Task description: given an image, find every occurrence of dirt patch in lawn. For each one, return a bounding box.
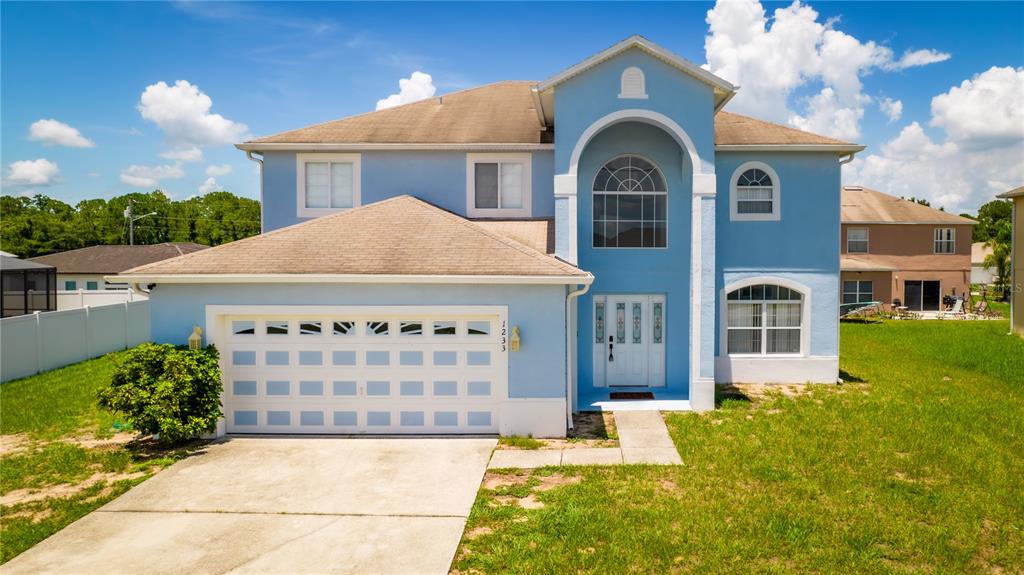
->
[483,471,581,511]
[0,434,33,456]
[0,470,148,507]
[60,431,141,450]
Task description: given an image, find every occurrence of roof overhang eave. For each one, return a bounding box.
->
[235,142,554,152]
[715,144,866,153]
[109,273,595,286]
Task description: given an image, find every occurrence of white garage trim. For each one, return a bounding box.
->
[207,305,516,436]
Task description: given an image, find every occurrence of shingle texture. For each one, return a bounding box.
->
[841,187,975,224]
[841,254,970,272]
[471,219,554,254]
[122,196,584,277]
[28,243,208,274]
[242,82,855,148]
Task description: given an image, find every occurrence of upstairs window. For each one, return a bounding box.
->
[730,162,781,221]
[296,153,361,218]
[466,153,532,217]
[934,227,955,254]
[592,155,667,248]
[847,228,869,253]
[618,67,648,99]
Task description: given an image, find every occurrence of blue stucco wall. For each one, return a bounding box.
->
[261,150,555,231]
[573,122,692,394]
[714,152,841,357]
[149,283,568,399]
[552,48,717,175]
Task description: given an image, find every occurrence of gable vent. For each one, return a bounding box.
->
[844,185,863,191]
[619,67,648,100]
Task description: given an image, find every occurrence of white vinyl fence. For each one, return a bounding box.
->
[0,300,150,382]
[56,289,147,311]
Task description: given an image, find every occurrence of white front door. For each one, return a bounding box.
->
[593,295,665,387]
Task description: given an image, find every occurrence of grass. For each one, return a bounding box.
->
[0,349,200,564]
[498,435,545,450]
[454,319,1024,574]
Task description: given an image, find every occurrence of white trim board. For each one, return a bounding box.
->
[112,273,595,286]
[714,356,839,384]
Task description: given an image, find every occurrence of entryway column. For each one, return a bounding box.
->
[554,174,578,264]
[690,173,716,411]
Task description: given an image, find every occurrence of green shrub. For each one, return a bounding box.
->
[97,343,222,443]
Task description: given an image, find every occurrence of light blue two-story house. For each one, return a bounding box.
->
[120,36,864,437]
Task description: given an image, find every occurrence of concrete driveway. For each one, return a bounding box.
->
[2,437,496,575]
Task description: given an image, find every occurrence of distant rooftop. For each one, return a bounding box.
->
[28,243,208,274]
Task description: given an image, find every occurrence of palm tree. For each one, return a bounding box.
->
[983,235,1012,301]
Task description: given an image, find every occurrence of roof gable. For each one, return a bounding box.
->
[121,196,584,279]
[840,187,975,224]
[537,35,735,100]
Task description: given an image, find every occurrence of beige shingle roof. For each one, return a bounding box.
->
[28,243,208,274]
[841,186,975,224]
[471,219,554,254]
[238,82,857,148]
[247,81,548,145]
[841,254,970,272]
[997,185,1024,199]
[121,196,584,278]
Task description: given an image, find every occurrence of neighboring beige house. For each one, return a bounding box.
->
[971,242,996,286]
[840,186,974,311]
[997,186,1023,336]
[28,243,207,309]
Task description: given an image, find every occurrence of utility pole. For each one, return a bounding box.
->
[124,199,157,245]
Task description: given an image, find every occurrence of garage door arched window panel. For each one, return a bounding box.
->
[592,155,667,248]
[726,283,803,355]
[730,162,781,221]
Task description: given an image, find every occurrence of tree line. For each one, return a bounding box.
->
[0,190,261,258]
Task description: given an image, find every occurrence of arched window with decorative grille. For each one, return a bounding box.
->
[730,161,781,221]
[592,155,666,248]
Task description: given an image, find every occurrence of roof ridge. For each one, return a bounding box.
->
[404,198,583,276]
[246,81,540,144]
[125,198,408,274]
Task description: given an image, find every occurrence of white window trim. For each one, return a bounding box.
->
[933,227,955,254]
[466,153,532,218]
[847,227,869,253]
[296,153,361,218]
[729,161,781,222]
[618,66,648,100]
[719,276,811,358]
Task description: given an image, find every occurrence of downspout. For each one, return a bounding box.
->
[565,279,592,431]
[839,152,857,165]
[246,151,265,232]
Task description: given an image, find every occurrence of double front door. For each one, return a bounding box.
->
[593,294,666,387]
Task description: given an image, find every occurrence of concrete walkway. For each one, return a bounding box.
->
[2,437,496,575]
[488,411,681,468]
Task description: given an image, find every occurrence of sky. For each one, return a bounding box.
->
[2,1,1022,214]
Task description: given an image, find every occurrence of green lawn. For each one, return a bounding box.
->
[0,350,198,564]
[454,320,1024,574]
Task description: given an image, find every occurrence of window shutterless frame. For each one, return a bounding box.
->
[933,227,955,254]
[846,228,869,253]
[591,154,668,249]
[296,153,361,218]
[465,153,532,218]
[729,161,781,222]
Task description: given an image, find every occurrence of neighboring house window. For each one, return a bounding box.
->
[842,280,873,304]
[618,67,648,99]
[64,280,77,290]
[86,281,99,290]
[466,153,532,218]
[730,162,781,221]
[593,155,667,248]
[934,227,955,254]
[726,283,803,355]
[296,153,361,218]
[847,228,869,253]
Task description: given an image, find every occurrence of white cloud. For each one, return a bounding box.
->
[376,71,436,110]
[205,164,232,177]
[28,119,95,148]
[879,97,903,123]
[138,80,249,147]
[704,0,950,140]
[119,162,185,188]
[5,159,60,186]
[886,48,952,71]
[160,146,204,163]
[198,177,223,194]
[929,66,1024,149]
[844,67,1024,213]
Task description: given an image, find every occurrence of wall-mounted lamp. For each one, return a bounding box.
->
[188,326,203,350]
[509,326,521,352]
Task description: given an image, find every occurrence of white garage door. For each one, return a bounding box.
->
[215,306,508,434]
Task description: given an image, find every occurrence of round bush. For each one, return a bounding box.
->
[98,343,223,443]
